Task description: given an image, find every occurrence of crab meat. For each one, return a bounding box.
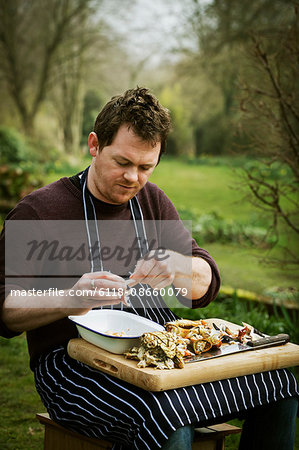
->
[124,331,187,369]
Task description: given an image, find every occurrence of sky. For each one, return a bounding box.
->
[104,0,188,67]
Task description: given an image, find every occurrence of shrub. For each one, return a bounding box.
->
[178,208,275,247]
[0,126,30,165]
[0,165,43,218]
[0,127,43,219]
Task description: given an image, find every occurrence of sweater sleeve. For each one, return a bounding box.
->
[139,183,221,308]
[0,201,40,338]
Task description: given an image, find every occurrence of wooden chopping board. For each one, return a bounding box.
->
[67,318,299,391]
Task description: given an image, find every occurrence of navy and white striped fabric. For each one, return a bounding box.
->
[34,346,298,450]
[33,167,299,449]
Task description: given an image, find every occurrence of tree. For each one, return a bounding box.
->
[238,4,299,265]
[174,0,295,155]
[50,9,112,153]
[159,84,194,156]
[0,0,93,135]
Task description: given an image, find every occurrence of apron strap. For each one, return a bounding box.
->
[80,166,149,272]
[129,196,149,258]
[80,167,103,272]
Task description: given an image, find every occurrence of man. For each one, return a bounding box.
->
[0,87,297,450]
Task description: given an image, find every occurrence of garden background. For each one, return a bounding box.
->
[0,1,298,448]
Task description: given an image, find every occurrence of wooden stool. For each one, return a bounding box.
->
[193,423,241,450]
[36,413,112,449]
[37,413,241,450]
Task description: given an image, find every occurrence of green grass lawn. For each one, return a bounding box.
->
[150,158,298,293]
[0,336,44,449]
[149,158,254,222]
[206,243,299,294]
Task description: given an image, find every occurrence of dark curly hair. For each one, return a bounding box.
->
[93,87,171,162]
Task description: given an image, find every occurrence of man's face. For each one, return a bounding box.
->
[88,124,160,204]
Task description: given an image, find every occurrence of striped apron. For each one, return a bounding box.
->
[34,167,299,450]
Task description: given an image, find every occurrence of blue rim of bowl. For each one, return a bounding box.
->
[69,318,165,339]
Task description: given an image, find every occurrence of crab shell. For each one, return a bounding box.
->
[192,339,212,354]
[165,319,209,338]
[165,319,205,330]
[186,326,210,340]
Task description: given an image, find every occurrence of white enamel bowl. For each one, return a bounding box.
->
[68,309,165,354]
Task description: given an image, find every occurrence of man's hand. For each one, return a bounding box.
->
[2,271,127,332]
[129,250,212,300]
[129,250,176,290]
[67,271,127,315]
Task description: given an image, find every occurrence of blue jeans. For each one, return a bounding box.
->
[161,397,298,450]
[238,397,298,450]
[161,425,194,450]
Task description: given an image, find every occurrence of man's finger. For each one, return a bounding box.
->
[84,271,126,283]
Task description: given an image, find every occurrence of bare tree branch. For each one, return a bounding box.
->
[237,6,299,265]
